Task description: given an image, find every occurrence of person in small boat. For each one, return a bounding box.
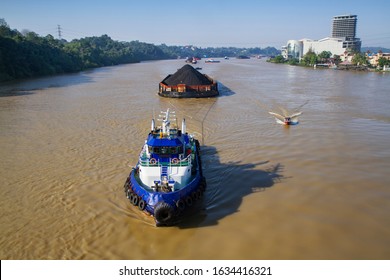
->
[266,101,307,125]
[269,111,302,125]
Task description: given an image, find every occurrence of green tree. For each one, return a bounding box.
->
[377,57,390,68]
[333,54,341,65]
[301,49,318,66]
[318,51,332,62]
[287,58,299,65]
[352,53,368,65]
[270,55,285,63]
[0,18,9,28]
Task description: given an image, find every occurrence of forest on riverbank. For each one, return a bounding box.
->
[0,20,279,82]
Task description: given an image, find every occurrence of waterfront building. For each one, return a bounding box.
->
[282,15,362,60]
[367,52,390,67]
[301,37,346,57]
[282,40,303,59]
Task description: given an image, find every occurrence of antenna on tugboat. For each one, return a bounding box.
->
[182,118,186,134]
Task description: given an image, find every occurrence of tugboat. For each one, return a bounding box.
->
[123,109,206,226]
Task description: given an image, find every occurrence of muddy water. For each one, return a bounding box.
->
[1,59,389,259]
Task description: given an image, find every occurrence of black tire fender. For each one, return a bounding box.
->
[131,193,139,206]
[138,199,146,211]
[176,199,186,211]
[185,196,193,207]
[154,202,175,226]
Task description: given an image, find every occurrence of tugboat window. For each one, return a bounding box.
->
[151,146,179,155]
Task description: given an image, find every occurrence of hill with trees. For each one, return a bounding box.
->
[0,19,172,81]
[361,47,390,53]
[0,19,279,82]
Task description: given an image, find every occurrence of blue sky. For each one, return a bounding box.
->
[1,0,390,48]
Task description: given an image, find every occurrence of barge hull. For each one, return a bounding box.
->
[158,90,219,98]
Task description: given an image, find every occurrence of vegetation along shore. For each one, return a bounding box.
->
[0,19,278,82]
[268,49,390,72]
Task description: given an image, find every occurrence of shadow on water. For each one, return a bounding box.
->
[0,90,37,97]
[0,72,94,97]
[217,82,235,97]
[178,145,285,228]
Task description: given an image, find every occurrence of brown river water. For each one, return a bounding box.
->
[1,59,389,260]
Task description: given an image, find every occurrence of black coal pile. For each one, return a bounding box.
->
[163,64,212,86]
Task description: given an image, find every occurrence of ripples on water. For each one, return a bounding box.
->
[1,60,389,259]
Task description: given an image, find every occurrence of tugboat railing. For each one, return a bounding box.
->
[139,154,191,167]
